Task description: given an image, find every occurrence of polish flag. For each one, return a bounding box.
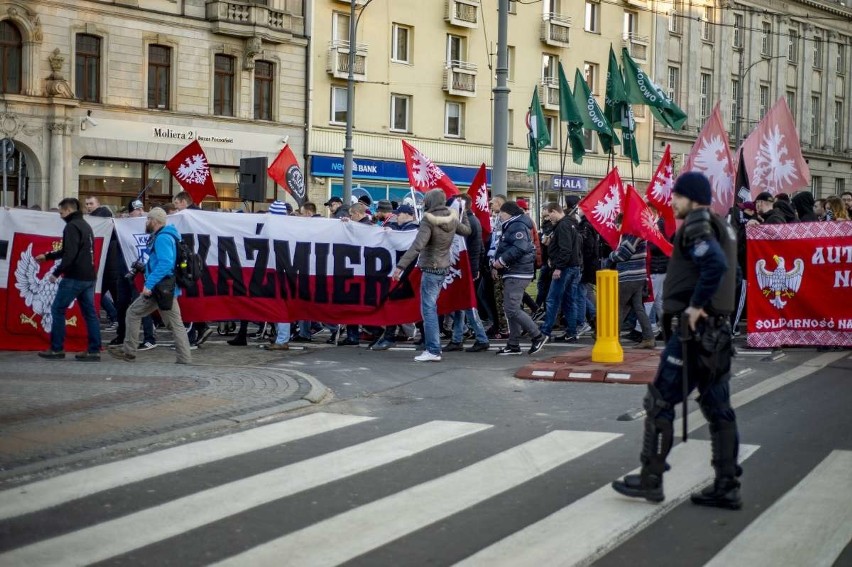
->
[682,103,735,216]
[467,163,491,245]
[644,144,677,237]
[578,168,625,250]
[621,184,673,257]
[402,140,459,198]
[165,140,218,204]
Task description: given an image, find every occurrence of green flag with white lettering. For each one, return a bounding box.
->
[527,87,550,175]
[572,68,619,155]
[621,47,687,130]
[604,46,627,131]
[557,63,586,164]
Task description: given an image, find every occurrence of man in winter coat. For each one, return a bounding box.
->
[791,191,819,222]
[538,203,583,342]
[393,189,471,362]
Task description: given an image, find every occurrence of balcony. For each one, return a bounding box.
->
[443,60,477,97]
[332,0,368,4]
[541,13,571,48]
[623,33,649,61]
[445,0,479,28]
[539,78,560,111]
[327,40,368,81]
[205,1,304,42]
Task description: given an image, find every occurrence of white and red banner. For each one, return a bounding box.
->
[621,185,673,257]
[682,103,735,216]
[114,210,476,326]
[0,209,113,351]
[579,167,625,250]
[166,140,218,204]
[402,140,459,199]
[746,222,852,348]
[741,97,810,199]
[467,163,491,245]
[645,144,676,237]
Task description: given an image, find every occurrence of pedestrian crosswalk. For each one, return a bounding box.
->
[0,412,849,567]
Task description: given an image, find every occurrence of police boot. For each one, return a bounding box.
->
[612,416,673,503]
[691,420,742,510]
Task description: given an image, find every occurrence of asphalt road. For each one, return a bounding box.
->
[0,342,849,566]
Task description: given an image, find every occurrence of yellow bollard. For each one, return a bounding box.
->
[592,269,623,363]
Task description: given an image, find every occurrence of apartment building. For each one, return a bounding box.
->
[308,0,657,208]
[654,0,852,197]
[0,0,307,211]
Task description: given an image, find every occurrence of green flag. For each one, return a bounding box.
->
[604,46,627,130]
[527,87,550,175]
[557,63,586,164]
[621,47,687,130]
[619,104,640,166]
[571,68,618,155]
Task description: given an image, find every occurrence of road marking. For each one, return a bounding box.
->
[457,442,759,567]
[0,412,372,521]
[0,420,490,567]
[212,430,621,567]
[531,370,555,377]
[705,450,852,567]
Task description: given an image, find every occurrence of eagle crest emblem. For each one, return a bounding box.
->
[755,255,805,309]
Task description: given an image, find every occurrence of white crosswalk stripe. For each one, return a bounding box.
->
[0,412,373,521]
[705,450,852,567]
[212,430,620,567]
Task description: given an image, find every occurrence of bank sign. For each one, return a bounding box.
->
[311,155,489,186]
[551,176,588,192]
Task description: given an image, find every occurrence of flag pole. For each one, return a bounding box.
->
[135,165,168,201]
[558,118,566,208]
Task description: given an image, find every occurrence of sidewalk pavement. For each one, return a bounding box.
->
[0,331,329,479]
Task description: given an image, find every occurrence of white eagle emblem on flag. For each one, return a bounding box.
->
[175,153,211,186]
[755,255,805,309]
[14,244,71,331]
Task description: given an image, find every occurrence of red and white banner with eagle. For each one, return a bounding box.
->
[0,209,113,351]
[747,222,852,348]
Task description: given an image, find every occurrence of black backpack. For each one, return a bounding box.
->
[168,233,203,288]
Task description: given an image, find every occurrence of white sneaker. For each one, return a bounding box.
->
[414,351,442,362]
[577,323,593,336]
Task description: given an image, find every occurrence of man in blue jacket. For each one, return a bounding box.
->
[108,208,192,364]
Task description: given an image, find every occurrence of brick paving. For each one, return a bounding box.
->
[0,331,326,473]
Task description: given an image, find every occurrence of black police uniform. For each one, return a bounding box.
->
[613,207,742,509]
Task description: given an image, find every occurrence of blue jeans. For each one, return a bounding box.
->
[275,322,291,345]
[50,278,101,353]
[539,266,580,337]
[584,282,597,321]
[452,308,489,344]
[101,291,117,323]
[420,271,444,355]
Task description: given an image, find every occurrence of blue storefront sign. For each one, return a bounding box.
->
[310,155,490,186]
[551,176,588,192]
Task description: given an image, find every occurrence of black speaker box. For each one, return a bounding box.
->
[239,157,268,202]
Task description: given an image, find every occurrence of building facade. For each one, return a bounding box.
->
[653,0,852,197]
[307,0,657,209]
[0,0,307,212]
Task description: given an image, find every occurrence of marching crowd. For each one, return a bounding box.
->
[25,180,852,364]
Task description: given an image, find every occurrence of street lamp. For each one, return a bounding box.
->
[343,0,373,205]
[735,54,787,147]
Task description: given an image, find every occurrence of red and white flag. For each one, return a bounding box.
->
[579,168,625,250]
[467,163,491,245]
[682,103,735,216]
[644,144,677,237]
[165,140,218,204]
[402,140,459,199]
[268,144,306,206]
[741,97,810,199]
[622,185,673,257]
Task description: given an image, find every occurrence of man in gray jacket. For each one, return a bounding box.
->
[393,189,471,362]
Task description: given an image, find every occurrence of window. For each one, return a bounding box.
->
[213,54,235,116]
[508,0,517,14]
[583,128,596,152]
[333,12,351,43]
[834,100,844,150]
[837,41,847,75]
[701,6,714,42]
[812,176,822,194]
[254,60,273,120]
[447,34,465,64]
[813,35,823,70]
[669,0,683,34]
[445,102,463,137]
[583,62,598,93]
[836,178,846,195]
[507,109,514,144]
[624,10,638,37]
[545,116,556,148]
[391,24,410,63]
[0,21,22,94]
[787,90,797,121]
[330,86,347,124]
[585,1,599,33]
[733,13,743,48]
[147,44,171,109]
[507,46,516,82]
[667,66,680,104]
[731,78,740,132]
[811,95,820,146]
[75,34,101,102]
[761,22,772,56]
[390,94,411,132]
[759,85,770,120]
[700,73,711,124]
[788,29,799,63]
[542,53,558,82]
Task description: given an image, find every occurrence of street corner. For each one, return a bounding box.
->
[515,346,659,385]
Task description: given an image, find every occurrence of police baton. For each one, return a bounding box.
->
[679,311,691,442]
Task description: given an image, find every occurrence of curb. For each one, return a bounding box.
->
[515,346,659,385]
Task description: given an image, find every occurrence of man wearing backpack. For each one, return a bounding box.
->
[108,208,192,364]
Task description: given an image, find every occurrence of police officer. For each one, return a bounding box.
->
[612,172,742,509]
